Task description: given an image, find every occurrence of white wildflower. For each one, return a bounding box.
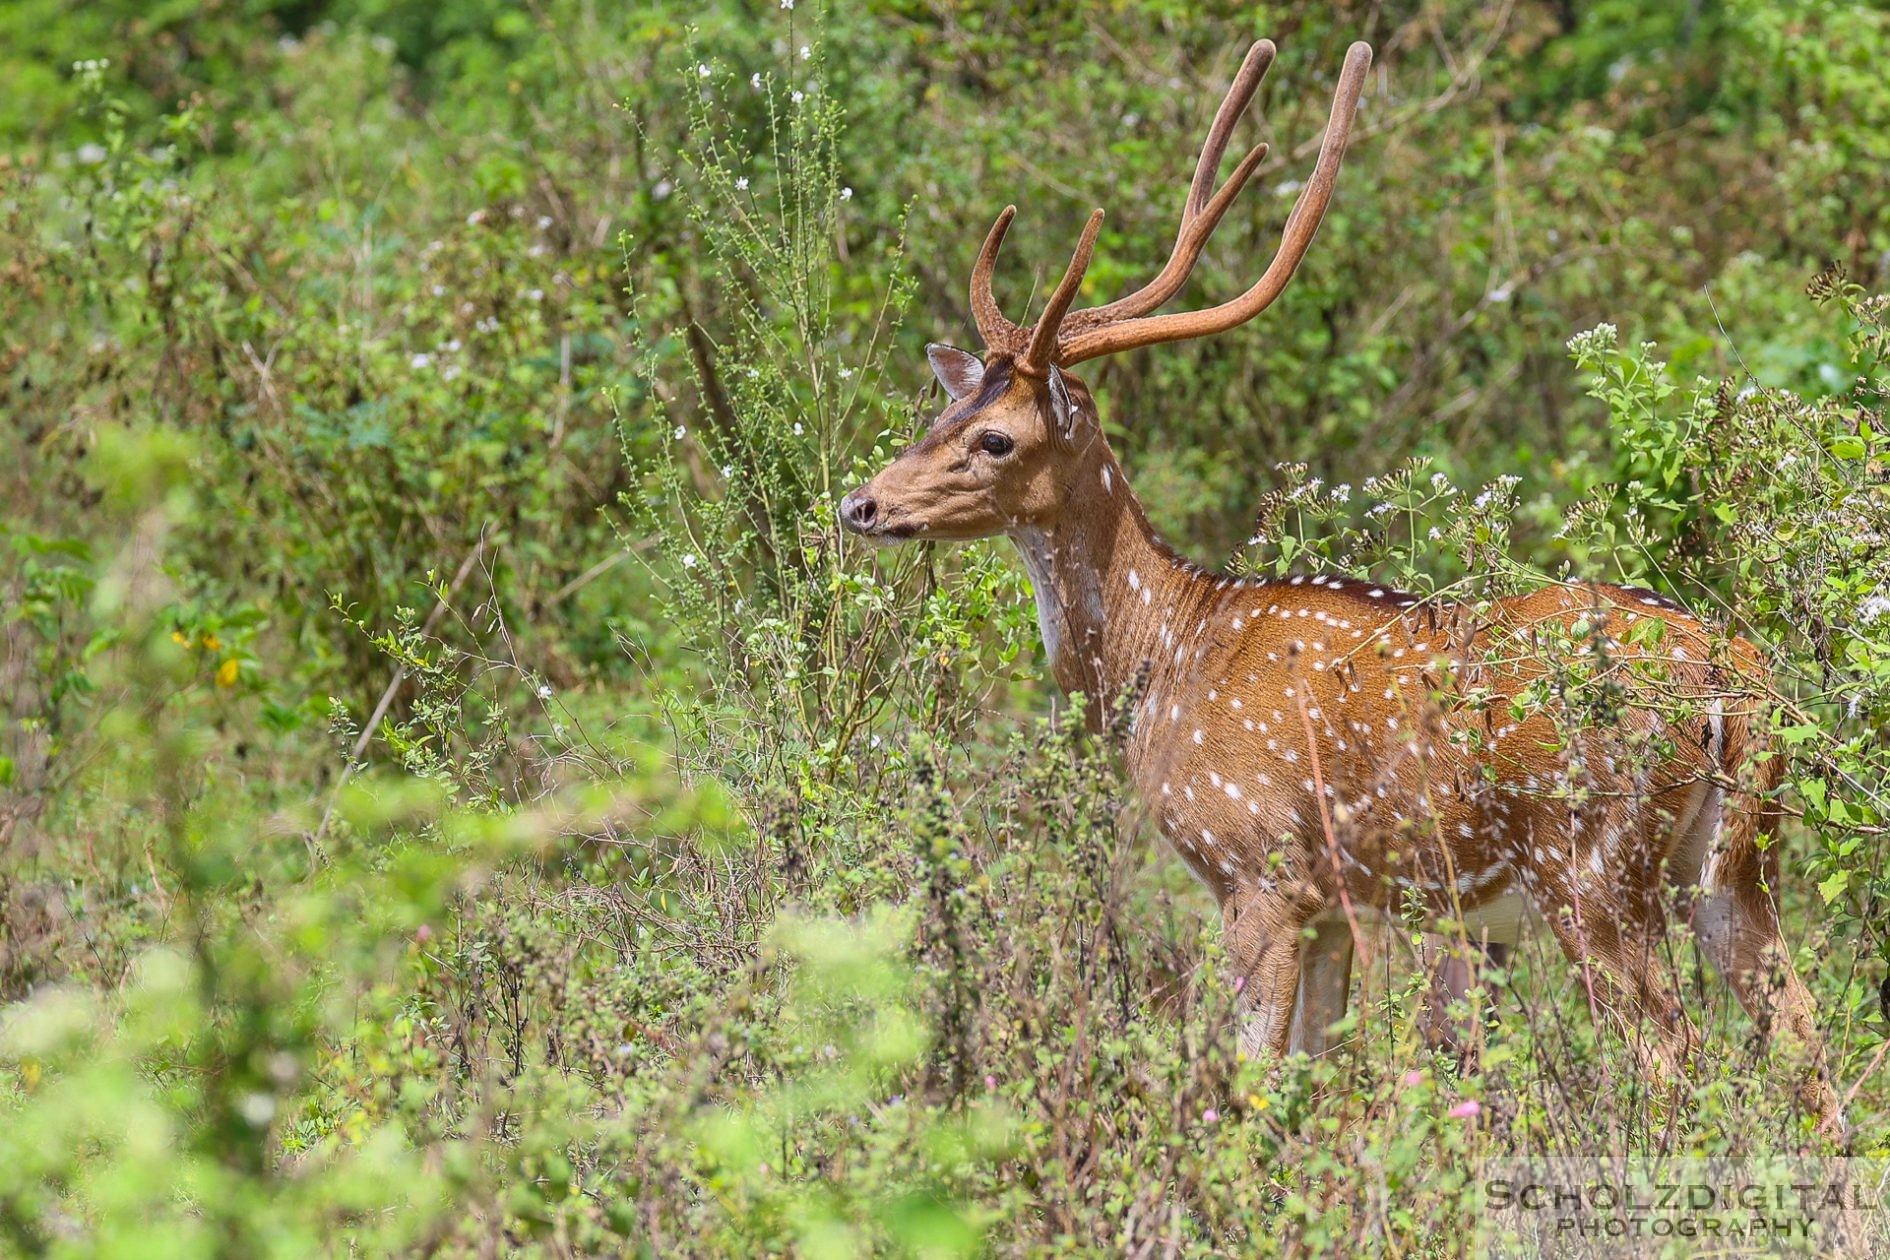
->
[238,1093,275,1126]
[1859,593,1890,625]
[751,72,763,90]
[674,424,687,439]
[735,176,750,191]
[840,186,853,201]
[799,45,811,61]
[697,63,712,78]
[791,90,805,104]
[410,353,431,369]
[681,553,699,569]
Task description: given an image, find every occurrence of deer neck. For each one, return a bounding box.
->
[1008,445,1205,735]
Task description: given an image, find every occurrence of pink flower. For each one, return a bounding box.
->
[415,924,433,944]
[1448,1099,1481,1119]
[1202,1108,1220,1124]
[984,1075,997,1089]
[1233,976,1247,994]
[1403,1070,1424,1087]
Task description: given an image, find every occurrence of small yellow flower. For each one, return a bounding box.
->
[216,658,240,687]
[1247,1094,1268,1111]
[170,631,192,648]
[202,634,223,652]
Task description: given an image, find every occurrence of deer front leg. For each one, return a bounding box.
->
[1222,889,1325,1060]
[1420,937,1510,1060]
[1290,916,1356,1057]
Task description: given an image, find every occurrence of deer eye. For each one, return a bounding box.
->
[978,431,1014,457]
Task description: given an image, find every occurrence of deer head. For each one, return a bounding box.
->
[840,39,1373,545]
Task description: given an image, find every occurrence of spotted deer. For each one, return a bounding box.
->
[840,39,1842,1136]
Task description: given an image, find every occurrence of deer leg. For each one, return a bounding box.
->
[1696,891,1843,1139]
[1689,834,1844,1139]
[1543,900,1699,1100]
[1289,917,1356,1057]
[1420,937,1509,1059]
[1222,891,1316,1061]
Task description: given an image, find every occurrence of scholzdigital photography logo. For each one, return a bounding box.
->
[1480,1157,1890,1256]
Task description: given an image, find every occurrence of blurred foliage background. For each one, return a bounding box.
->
[2,0,1888,1253]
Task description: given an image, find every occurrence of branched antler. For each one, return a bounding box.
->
[968,40,1373,372]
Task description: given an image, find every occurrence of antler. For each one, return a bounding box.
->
[969,205,1025,349]
[1022,208,1104,372]
[1057,39,1277,336]
[1055,40,1372,365]
[970,40,1372,370]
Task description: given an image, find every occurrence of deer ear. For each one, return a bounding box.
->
[1046,364,1075,437]
[926,343,984,401]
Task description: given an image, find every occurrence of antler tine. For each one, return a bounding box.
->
[1185,40,1275,223]
[1057,41,1372,366]
[1061,40,1276,335]
[1021,208,1105,373]
[969,205,1026,350]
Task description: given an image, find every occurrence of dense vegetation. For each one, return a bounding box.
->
[3,0,1888,1252]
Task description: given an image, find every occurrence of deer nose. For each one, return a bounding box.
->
[840,489,878,532]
